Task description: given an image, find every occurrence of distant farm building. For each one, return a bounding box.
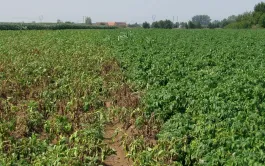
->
[95,22,127,27]
[108,22,127,27]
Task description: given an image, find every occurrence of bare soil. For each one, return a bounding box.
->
[102,60,135,165]
[103,121,133,166]
[101,59,160,166]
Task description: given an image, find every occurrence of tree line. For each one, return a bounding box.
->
[140,2,265,29]
[225,2,265,28]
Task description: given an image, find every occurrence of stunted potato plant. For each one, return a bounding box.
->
[0,30,115,165]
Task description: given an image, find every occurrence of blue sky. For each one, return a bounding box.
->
[0,0,263,23]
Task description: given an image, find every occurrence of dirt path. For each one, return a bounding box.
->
[103,120,133,166]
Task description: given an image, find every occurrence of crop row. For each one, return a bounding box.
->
[104,29,265,165]
[2,29,265,165]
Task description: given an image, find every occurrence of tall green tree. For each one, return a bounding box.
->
[142,22,151,29]
[236,12,252,22]
[220,15,238,28]
[163,20,174,29]
[259,13,265,27]
[254,2,265,13]
[151,22,160,28]
[227,15,237,22]
[195,22,202,29]
[253,12,263,24]
[209,20,221,29]
[192,15,211,26]
[188,21,196,29]
[158,20,165,28]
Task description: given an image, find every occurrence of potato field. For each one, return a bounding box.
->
[1,29,265,165]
